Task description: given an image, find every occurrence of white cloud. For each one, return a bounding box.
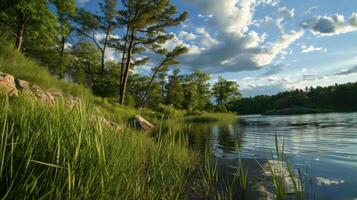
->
[302,13,357,36]
[276,7,295,33]
[184,0,259,35]
[250,30,304,66]
[179,0,302,73]
[257,16,274,27]
[301,45,327,53]
[178,31,197,40]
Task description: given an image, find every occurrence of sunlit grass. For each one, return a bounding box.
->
[184,112,237,123]
[0,95,197,199]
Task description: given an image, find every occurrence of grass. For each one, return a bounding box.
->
[184,112,238,123]
[235,144,248,200]
[0,41,92,99]
[258,133,305,200]
[0,95,197,199]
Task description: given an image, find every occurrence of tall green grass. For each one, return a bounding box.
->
[0,95,196,199]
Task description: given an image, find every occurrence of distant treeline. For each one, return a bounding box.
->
[231,82,357,115]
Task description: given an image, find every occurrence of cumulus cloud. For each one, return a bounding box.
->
[179,0,302,73]
[301,45,327,53]
[178,31,197,41]
[302,13,357,36]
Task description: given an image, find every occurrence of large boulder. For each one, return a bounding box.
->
[16,79,55,105]
[134,115,155,131]
[0,72,18,96]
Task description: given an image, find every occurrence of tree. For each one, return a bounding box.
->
[212,77,241,111]
[53,0,76,79]
[70,41,101,90]
[0,0,20,11]
[166,69,184,109]
[74,0,118,77]
[139,45,188,107]
[190,70,211,110]
[128,74,163,108]
[0,0,57,52]
[117,0,188,105]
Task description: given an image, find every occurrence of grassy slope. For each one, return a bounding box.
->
[0,45,197,199]
[0,44,92,99]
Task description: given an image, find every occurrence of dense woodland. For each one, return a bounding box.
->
[231,82,357,114]
[0,0,241,112]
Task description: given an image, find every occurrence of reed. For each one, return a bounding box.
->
[0,95,196,199]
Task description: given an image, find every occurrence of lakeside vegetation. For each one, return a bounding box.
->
[0,94,197,199]
[0,0,349,199]
[231,82,357,115]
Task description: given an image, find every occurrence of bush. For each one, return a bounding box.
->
[156,104,184,119]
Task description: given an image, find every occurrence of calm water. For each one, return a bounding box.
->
[187,112,357,200]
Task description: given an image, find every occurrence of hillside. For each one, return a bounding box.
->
[0,46,197,199]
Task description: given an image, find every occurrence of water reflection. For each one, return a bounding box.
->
[187,112,357,199]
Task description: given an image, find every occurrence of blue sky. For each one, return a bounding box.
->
[78,0,357,97]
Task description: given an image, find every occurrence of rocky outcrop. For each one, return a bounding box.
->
[0,72,18,96]
[1,71,121,133]
[134,115,154,131]
[16,79,55,105]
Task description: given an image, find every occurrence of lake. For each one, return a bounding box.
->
[187,112,357,200]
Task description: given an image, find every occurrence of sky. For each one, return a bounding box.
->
[78,0,357,97]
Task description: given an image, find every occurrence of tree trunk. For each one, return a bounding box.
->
[119,28,129,93]
[101,28,110,77]
[119,29,135,105]
[15,11,26,52]
[59,36,66,79]
[139,63,164,108]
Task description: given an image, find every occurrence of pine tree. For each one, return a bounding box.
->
[117,0,188,104]
[139,45,188,107]
[74,0,118,77]
[53,0,76,79]
[166,69,185,109]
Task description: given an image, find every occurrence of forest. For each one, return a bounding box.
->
[0,0,241,112]
[231,82,357,115]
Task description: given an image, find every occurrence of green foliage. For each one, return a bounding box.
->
[183,70,212,111]
[0,0,58,51]
[156,104,185,119]
[0,95,196,199]
[212,77,241,111]
[232,83,357,114]
[166,68,185,109]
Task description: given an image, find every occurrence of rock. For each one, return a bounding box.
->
[134,115,154,131]
[48,90,63,99]
[0,72,18,96]
[16,79,55,105]
[66,95,80,108]
[90,115,121,132]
